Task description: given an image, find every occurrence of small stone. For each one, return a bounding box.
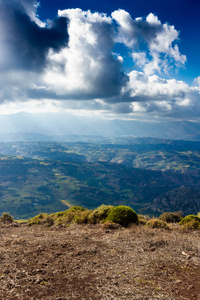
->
[188,285,194,289]
[176,280,182,284]
[36,269,43,273]
[149,247,156,252]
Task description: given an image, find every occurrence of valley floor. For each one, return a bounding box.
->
[0,223,200,299]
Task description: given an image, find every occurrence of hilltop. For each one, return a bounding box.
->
[0,222,200,299]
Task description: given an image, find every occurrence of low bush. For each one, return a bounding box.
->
[88,205,114,224]
[159,211,183,223]
[146,218,169,229]
[45,216,54,226]
[27,205,138,228]
[67,206,86,212]
[73,210,91,224]
[28,207,92,227]
[181,220,200,230]
[62,210,76,223]
[179,215,200,230]
[0,212,14,224]
[179,215,200,225]
[54,206,90,225]
[28,213,54,226]
[54,216,64,226]
[106,205,138,227]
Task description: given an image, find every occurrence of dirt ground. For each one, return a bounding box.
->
[0,223,200,300]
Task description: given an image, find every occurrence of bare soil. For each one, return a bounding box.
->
[0,223,200,299]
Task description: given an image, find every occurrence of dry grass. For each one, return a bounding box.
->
[0,223,200,299]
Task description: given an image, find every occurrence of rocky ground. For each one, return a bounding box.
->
[0,223,200,299]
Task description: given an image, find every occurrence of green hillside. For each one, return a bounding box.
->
[0,138,199,219]
[0,153,199,219]
[152,186,200,215]
[0,138,200,176]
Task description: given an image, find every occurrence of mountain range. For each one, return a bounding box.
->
[0,112,200,141]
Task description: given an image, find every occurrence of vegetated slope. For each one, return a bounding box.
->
[0,138,200,176]
[0,142,86,163]
[152,186,200,215]
[0,138,199,219]
[0,154,200,219]
[0,156,68,218]
[73,138,200,176]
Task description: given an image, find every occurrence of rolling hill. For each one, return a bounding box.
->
[0,138,199,218]
[0,152,199,218]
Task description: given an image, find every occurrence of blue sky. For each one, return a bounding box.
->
[0,0,200,121]
[38,0,200,83]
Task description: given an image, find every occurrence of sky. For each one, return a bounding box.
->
[0,0,200,121]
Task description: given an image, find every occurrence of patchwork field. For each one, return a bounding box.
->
[0,138,199,218]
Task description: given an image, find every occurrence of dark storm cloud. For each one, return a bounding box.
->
[0,0,69,71]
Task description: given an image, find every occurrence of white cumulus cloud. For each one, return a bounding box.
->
[42,8,127,100]
[0,3,199,121]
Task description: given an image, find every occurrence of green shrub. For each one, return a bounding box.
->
[181,220,200,230]
[45,216,54,227]
[54,216,63,226]
[179,215,200,225]
[26,205,138,228]
[64,210,76,223]
[73,210,91,224]
[179,215,200,230]
[68,206,86,212]
[54,211,66,217]
[106,205,138,227]
[27,213,47,225]
[28,213,54,226]
[50,211,73,225]
[50,207,92,226]
[88,205,114,224]
[146,218,169,229]
[159,211,183,223]
[0,212,14,224]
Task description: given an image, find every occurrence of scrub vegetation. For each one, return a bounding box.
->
[1,208,200,300]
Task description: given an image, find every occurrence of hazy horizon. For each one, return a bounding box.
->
[0,112,199,142]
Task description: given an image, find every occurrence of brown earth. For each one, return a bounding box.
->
[0,223,200,300]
